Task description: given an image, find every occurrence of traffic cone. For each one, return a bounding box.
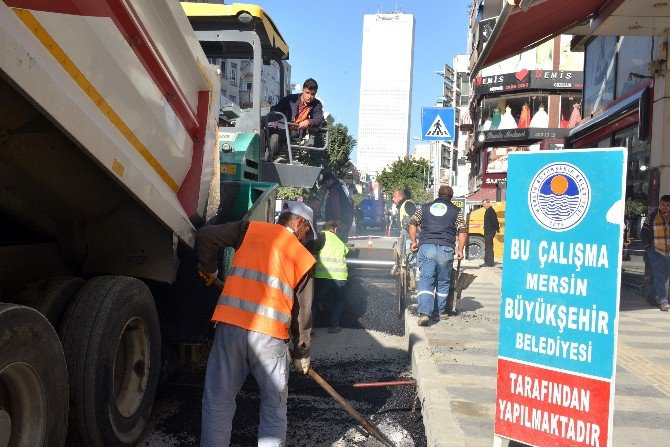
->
[367,236,373,248]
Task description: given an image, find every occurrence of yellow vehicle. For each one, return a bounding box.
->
[466,202,505,260]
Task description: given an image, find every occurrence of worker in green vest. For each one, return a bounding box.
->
[391,188,416,275]
[313,220,349,333]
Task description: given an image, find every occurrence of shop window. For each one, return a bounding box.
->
[614,126,650,203]
[478,94,550,130]
[485,146,540,173]
[583,36,617,116]
[616,36,654,98]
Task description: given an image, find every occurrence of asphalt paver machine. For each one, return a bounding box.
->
[182,1,327,198]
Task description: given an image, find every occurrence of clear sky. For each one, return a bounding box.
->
[256,0,472,162]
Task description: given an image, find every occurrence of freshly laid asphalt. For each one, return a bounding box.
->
[138,230,426,446]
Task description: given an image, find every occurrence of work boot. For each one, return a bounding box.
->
[660,302,670,312]
[418,314,430,326]
[328,326,341,333]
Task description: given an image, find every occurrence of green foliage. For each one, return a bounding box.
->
[376,157,433,204]
[276,186,304,200]
[625,198,647,217]
[351,192,365,207]
[281,122,357,201]
[305,123,356,178]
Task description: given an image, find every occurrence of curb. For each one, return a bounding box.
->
[405,309,465,447]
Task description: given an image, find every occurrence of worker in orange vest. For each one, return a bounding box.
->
[196,201,317,446]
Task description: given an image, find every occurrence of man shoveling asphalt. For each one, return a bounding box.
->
[196,201,317,446]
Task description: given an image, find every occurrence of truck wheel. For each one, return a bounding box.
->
[0,303,68,447]
[59,276,160,447]
[13,276,85,331]
[467,236,485,260]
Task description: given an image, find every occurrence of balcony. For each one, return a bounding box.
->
[240,60,253,77]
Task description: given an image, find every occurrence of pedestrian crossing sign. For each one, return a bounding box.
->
[421,107,455,141]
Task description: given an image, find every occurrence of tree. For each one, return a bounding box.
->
[625,198,647,218]
[351,192,365,207]
[306,123,356,178]
[376,157,433,204]
[276,186,303,200]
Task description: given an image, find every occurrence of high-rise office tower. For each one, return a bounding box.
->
[356,13,415,178]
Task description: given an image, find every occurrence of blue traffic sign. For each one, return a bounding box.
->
[498,149,626,379]
[421,107,455,141]
[495,148,627,447]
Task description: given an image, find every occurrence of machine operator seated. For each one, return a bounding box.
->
[266,78,325,163]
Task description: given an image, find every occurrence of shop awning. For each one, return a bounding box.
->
[460,109,474,131]
[569,84,651,144]
[472,0,608,76]
[466,187,497,203]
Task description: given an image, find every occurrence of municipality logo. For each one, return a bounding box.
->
[528,163,590,232]
[430,203,447,216]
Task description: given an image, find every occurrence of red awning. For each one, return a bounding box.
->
[466,187,496,203]
[479,0,608,69]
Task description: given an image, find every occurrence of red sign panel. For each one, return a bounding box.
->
[495,358,611,447]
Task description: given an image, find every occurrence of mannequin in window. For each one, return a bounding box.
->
[518,103,531,128]
[560,107,569,128]
[481,115,492,131]
[568,103,582,128]
[529,104,549,128]
[490,108,501,130]
[499,106,518,129]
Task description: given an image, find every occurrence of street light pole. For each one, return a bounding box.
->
[432,141,441,198]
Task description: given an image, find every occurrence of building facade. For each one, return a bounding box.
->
[569,34,661,225]
[469,0,669,234]
[208,57,291,112]
[465,22,584,203]
[356,13,415,178]
[446,54,473,199]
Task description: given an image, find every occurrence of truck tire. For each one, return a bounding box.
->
[0,303,68,447]
[12,276,84,331]
[467,235,485,261]
[59,276,160,447]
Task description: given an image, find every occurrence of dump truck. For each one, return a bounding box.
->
[0,2,314,446]
[466,201,506,260]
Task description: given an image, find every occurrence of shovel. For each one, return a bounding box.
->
[207,276,399,447]
[447,259,477,314]
[307,369,398,447]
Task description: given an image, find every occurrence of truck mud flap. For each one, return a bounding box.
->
[259,162,322,188]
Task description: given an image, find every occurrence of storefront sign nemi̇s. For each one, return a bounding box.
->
[474,70,583,95]
[494,149,626,447]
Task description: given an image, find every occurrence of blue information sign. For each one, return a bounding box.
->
[494,149,627,447]
[421,107,455,141]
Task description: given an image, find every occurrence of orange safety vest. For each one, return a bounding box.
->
[211,221,316,339]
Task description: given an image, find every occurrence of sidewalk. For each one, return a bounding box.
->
[406,259,670,447]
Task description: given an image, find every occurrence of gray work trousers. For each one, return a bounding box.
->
[201,323,289,447]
